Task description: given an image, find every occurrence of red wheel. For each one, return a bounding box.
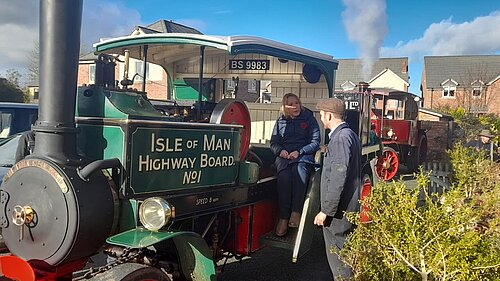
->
[210,99,251,159]
[360,174,372,224]
[375,147,399,181]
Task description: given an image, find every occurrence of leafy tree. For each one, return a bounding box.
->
[0,77,25,102]
[341,144,500,280]
[436,106,500,145]
[5,69,24,89]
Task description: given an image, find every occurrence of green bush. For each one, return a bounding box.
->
[438,106,500,145]
[342,144,500,281]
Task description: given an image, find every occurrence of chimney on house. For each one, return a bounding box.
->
[358,81,369,93]
[402,60,408,73]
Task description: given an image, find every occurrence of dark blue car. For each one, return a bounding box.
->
[0,102,38,139]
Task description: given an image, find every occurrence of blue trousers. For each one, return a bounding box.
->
[277,162,312,219]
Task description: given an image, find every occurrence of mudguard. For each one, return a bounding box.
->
[107,228,216,280]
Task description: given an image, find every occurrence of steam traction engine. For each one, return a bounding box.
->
[370,88,427,181]
[0,0,372,280]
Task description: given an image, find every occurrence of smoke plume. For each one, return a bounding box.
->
[342,0,387,81]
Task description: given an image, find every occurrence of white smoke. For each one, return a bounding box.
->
[341,0,388,81]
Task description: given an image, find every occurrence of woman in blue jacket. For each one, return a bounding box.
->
[271,93,320,236]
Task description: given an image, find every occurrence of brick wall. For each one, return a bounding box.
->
[130,80,168,100]
[421,120,453,161]
[77,63,169,100]
[422,81,500,115]
[486,79,500,115]
[77,64,90,85]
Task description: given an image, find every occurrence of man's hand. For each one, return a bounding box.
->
[279,150,289,158]
[314,211,327,226]
[288,150,300,160]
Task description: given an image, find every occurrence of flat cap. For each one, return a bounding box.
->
[316,98,345,115]
[478,129,494,138]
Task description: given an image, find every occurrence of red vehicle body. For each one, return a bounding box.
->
[370,88,427,180]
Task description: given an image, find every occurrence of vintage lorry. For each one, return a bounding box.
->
[370,88,427,181]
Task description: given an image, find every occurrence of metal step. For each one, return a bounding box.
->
[260,227,298,251]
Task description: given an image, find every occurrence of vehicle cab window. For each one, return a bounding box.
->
[0,134,21,166]
[0,113,12,138]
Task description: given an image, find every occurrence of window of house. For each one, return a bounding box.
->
[471,80,484,98]
[135,62,149,81]
[472,87,481,97]
[442,86,455,98]
[441,79,458,98]
[89,64,96,84]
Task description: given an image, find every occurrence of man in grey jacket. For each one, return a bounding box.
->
[314,98,361,280]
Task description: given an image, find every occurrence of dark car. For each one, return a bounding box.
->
[0,102,38,139]
[0,133,22,184]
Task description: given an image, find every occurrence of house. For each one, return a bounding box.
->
[418,107,453,122]
[79,21,411,102]
[335,58,410,92]
[77,20,202,99]
[26,85,39,102]
[420,55,500,115]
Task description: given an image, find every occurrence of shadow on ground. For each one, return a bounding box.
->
[218,228,332,281]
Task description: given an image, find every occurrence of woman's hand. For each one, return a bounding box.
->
[288,151,300,160]
[279,150,289,158]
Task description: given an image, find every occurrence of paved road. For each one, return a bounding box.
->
[218,228,332,281]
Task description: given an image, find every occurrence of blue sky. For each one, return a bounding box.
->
[1,0,499,95]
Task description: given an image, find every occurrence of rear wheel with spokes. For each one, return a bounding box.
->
[375,147,399,181]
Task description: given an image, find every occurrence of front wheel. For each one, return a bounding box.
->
[375,147,399,181]
[92,263,171,281]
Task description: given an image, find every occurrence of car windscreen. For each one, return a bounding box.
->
[0,134,21,167]
[0,112,12,138]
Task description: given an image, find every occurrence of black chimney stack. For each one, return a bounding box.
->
[33,0,83,164]
[358,81,369,93]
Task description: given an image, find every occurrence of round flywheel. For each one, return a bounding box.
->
[210,99,251,159]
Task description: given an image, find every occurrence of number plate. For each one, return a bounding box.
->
[229,59,270,70]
